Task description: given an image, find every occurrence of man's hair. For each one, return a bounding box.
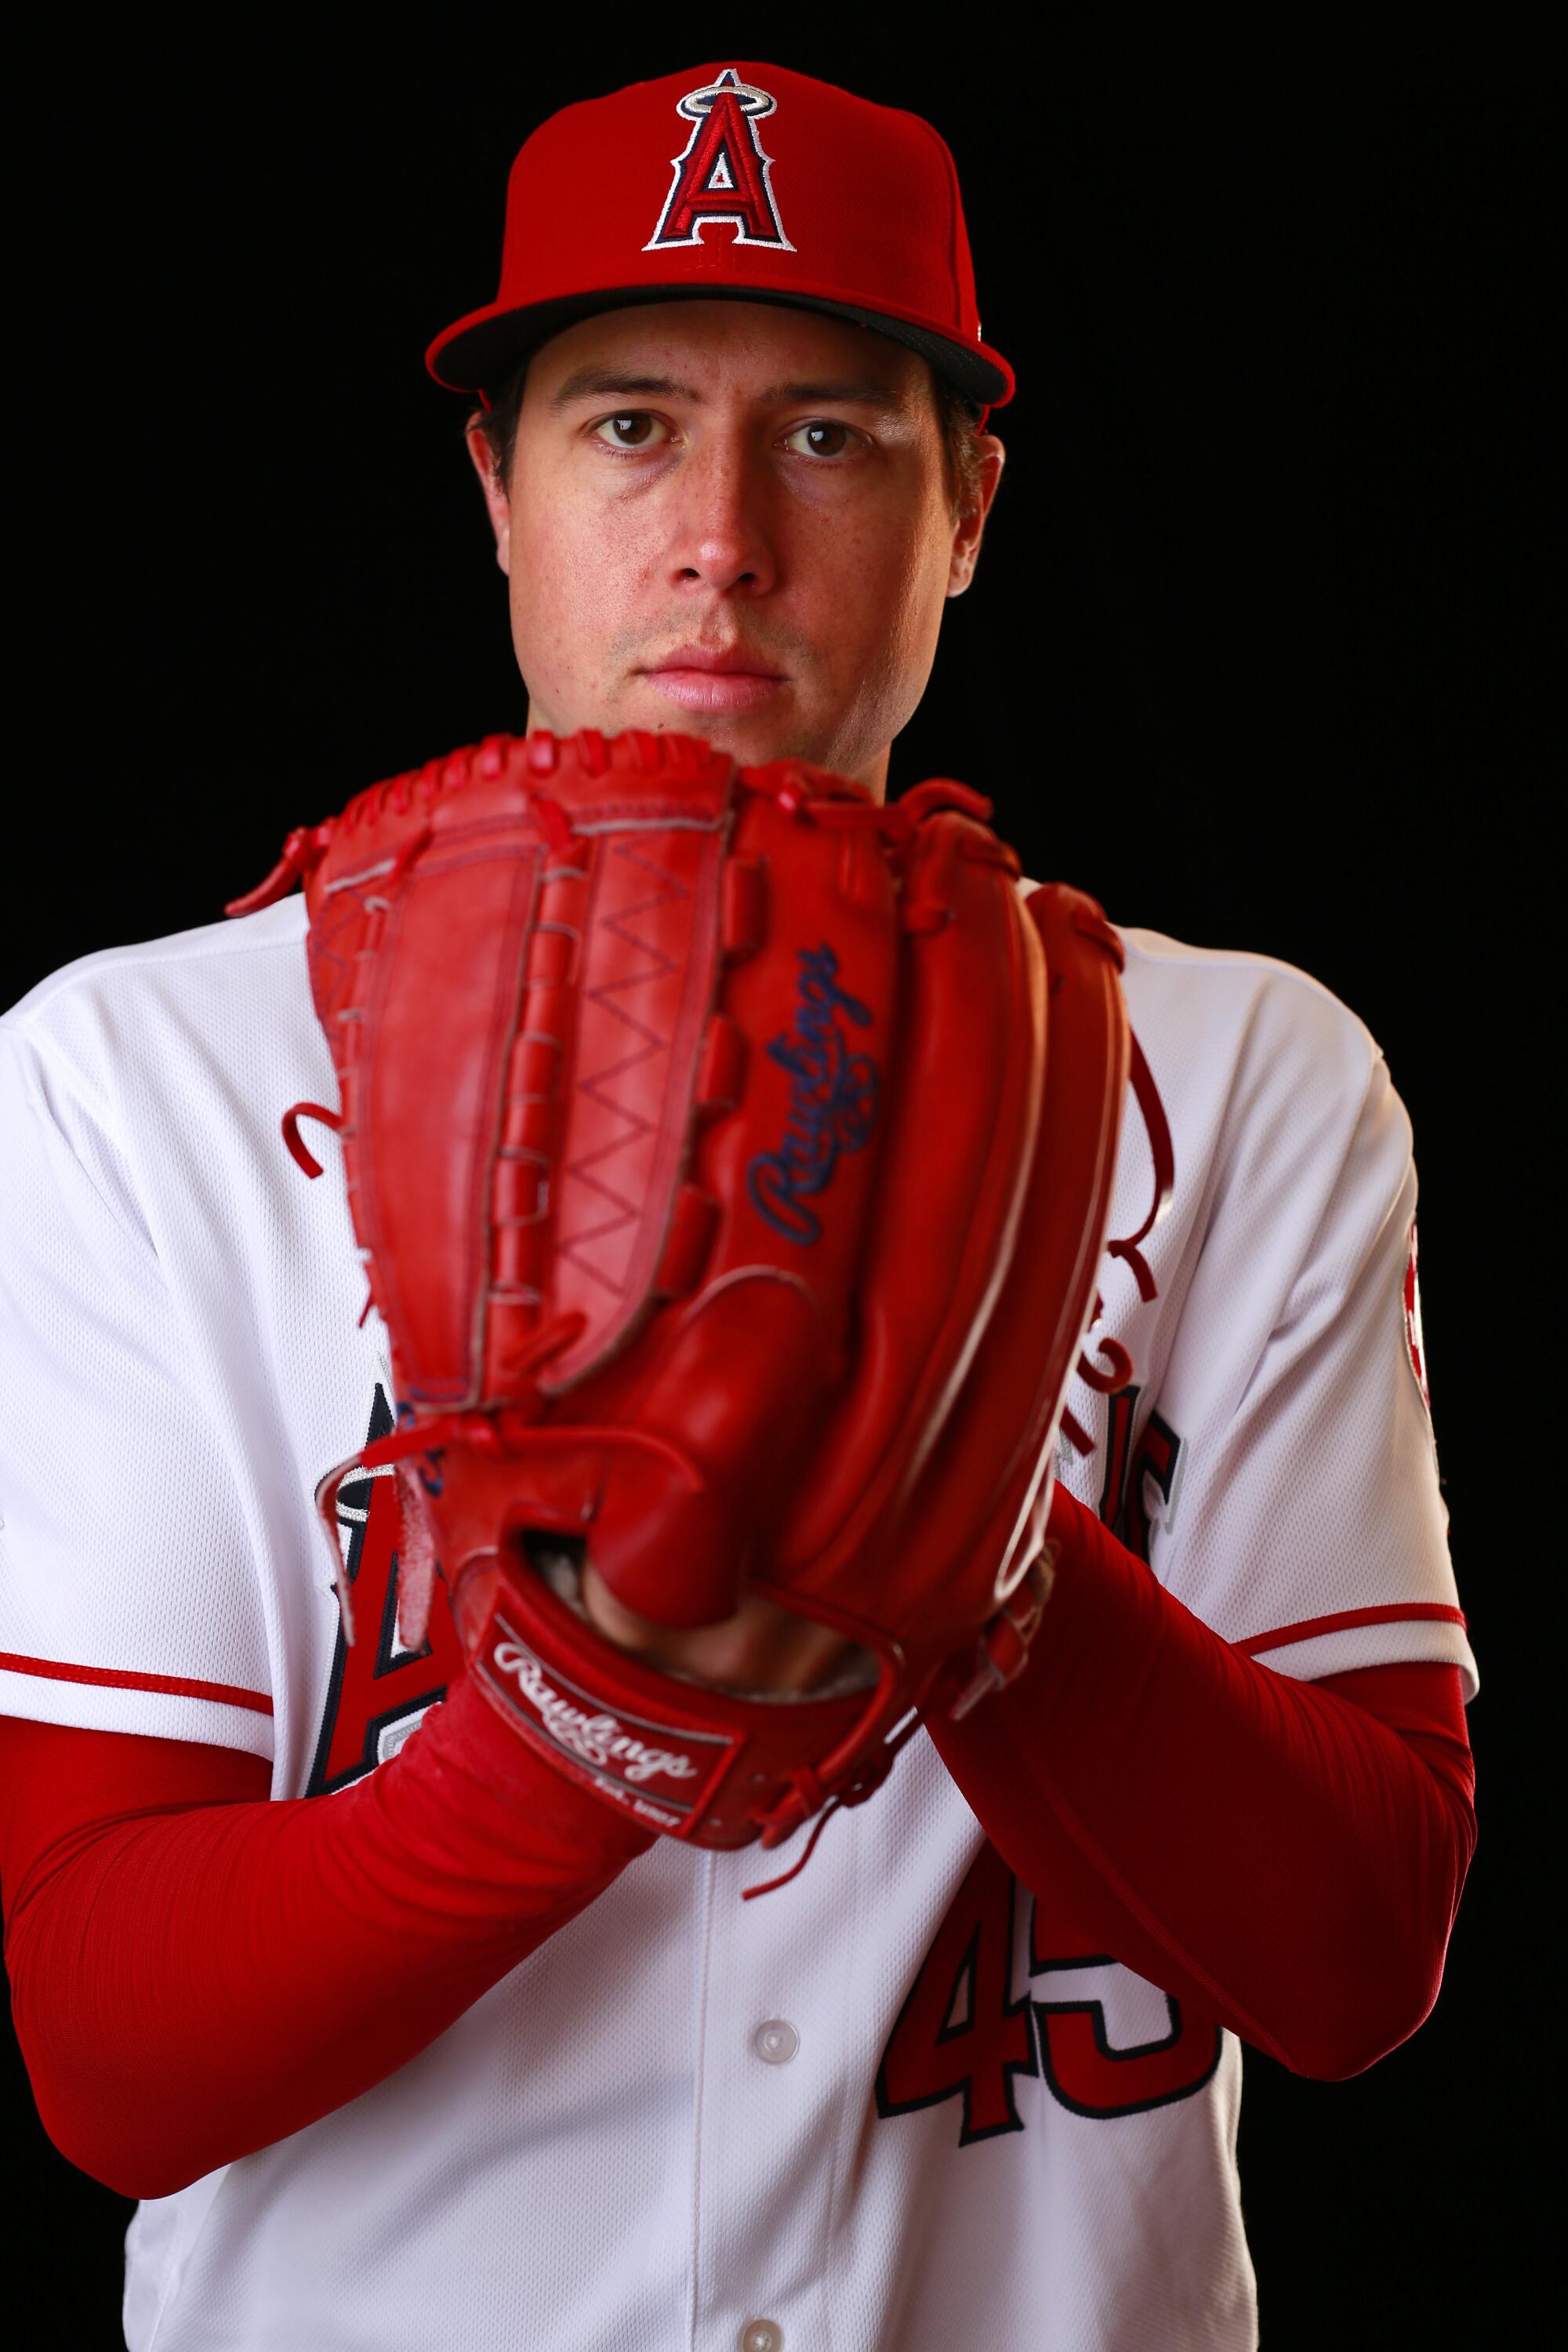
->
[470,343,987,519]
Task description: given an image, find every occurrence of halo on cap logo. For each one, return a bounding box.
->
[644,68,795,253]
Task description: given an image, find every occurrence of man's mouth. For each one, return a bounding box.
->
[636,643,789,715]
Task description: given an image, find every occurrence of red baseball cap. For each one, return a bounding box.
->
[426,61,1013,412]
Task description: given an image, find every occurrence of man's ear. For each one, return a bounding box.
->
[946,434,1006,599]
[464,419,512,576]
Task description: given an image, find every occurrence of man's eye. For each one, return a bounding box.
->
[784,420,857,459]
[592,412,670,449]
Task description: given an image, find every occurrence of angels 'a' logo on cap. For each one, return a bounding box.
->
[644,67,795,253]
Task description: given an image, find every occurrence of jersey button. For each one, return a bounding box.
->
[739,2322,784,2352]
[753,2018,800,2065]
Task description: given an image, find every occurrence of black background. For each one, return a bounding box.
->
[2,22,1550,2346]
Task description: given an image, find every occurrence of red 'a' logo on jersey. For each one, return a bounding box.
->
[306,1385,465,1795]
[644,68,795,252]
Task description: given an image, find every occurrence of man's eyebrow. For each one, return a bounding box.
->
[548,369,699,409]
[755,379,911,412]
[546,368,911,413]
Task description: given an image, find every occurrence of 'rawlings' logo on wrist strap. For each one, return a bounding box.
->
[474,1602,732,1829]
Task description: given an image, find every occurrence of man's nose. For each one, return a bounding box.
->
[665,445,778,597]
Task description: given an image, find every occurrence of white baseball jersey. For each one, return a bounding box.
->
[0,887,1475,2352]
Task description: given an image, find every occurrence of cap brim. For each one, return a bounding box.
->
[427,284,1013,409]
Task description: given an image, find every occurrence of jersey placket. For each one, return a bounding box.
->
[688,1828,865,2350]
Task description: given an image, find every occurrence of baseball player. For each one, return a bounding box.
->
[0,62,1475,2352]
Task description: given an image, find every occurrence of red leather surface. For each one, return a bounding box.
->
[760,815,1050,1574]
[235,732,1136,1853]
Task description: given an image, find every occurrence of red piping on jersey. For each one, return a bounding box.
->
[1231,1602,1467,1659]
[0,1653,274,1716]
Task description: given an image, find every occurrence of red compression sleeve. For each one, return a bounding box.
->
[0,1675,655,2198]
[927,1486,1476,2080]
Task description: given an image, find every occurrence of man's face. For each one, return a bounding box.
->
[466,299,1001,797]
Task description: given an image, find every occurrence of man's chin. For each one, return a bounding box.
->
[526,692,862,785]
[619,695,826,774]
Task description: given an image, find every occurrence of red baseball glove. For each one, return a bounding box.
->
[230,728,1168,1886]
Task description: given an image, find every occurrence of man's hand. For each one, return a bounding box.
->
[577,1560,868,1696]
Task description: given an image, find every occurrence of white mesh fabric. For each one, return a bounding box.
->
[1,899,387,1778]
[1050,920,1474,1699]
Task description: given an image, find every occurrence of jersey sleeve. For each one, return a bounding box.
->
[1137,980,1475,1697]
[0,1025,273,1755]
